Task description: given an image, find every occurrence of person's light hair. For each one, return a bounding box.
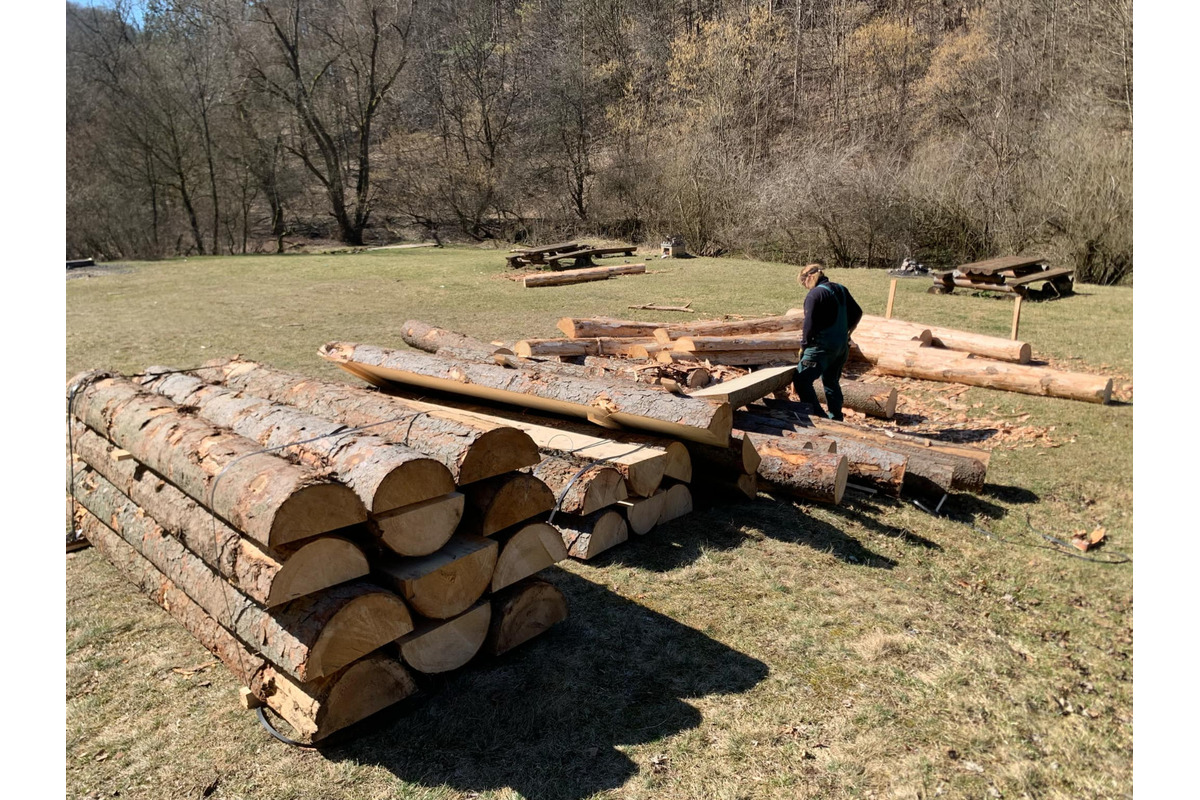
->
[797,263,824,284]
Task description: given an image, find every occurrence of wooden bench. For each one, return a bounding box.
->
[544,246,637,269]
[506,241,587,268]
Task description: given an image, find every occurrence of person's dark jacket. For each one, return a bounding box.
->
[799,276,863,350]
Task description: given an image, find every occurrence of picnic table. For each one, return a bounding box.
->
[930,255,1074,298]
[543,246,638,269]
[505,241,588,268]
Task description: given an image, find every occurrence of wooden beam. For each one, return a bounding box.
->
[1011,295,1024,341]
[885,279,898,319]
[688,365,796,408]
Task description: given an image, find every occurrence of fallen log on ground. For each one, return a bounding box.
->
[532,456,629,515]
[485,577,569,657]
[137,370,454,513]
[72,465,413,681]
[320,342,733,446]
[373,534,498,620]
[737,432,849,504]
[77,509,415,742]
[556,317,666,338]
[401,320,511,357]
[68,372,367,550]
[555,509,629,560]
[395,603,492,674]
[71,427,368,606]
[195,359,541,484]
[857,315,1031,363]
[524,263,646,287]
[813,379,898,419]
[687,365,796,408]
[650,312,806,342]
[580,355,710,390]
[657,349,799,367]
[491,522,568,592]
[685,435,761,477]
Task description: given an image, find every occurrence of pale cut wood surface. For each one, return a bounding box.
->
[396,603,492,674]
[491,522,569,592]
[374,534,499,619]
[371,492,465,556]
[485,578,569,657]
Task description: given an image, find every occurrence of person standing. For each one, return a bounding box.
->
[794,263,863,421]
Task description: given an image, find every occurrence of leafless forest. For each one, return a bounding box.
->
[66,0,1132,282]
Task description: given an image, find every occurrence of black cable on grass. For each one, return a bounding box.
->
[256,707,316,749]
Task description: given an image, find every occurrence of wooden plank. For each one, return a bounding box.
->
[1005,267,1073,287]
[885,279,897,319]
[1011,295,1024,341]
[689,365,796,408]
[955,255,1047,276]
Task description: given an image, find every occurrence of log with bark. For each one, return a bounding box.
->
[369,492,465,557]
[532,456,629,515]
[373,534,498,620]
[857,315,1030,363]
[72,464,413,681]
[71,426,368,606]
[395,603,491,674]
[741,433,849,504]
[617,491,669,535]
[657,349,800,367]
[524,263,646,287]
[685,434,761,477]
[68,372,366,550]
[459,472,556,536]
[813,379,898,419]
[513,337,664,358]
[555,509,629,560]
[651,312,806,342]
[580,355,710,390]
[195,359,541,484]
[319,342,733,445]
[491,522,569,592]
[556,317,666,338]
[400,320,512,358]
[137,369,455,513]
[657,482,694,523]
[690,472,759,502]
[484,578,569,657]
[77,509,416,742]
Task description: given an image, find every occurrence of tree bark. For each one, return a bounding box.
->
[72,427,368,606]
[76,509,415,742]
[395,603,491,674]
[657,349,801,367]
[137,370,455,513]
[814,379,898,419]
[859,316,1031,363]
[650,311,806,342]
[484,578,569,657]
[194,359,541,484]
[555,509,629,560]
[531,456,628,515]
[401,320,510,358]
[374,534,498,620]
[491,522,568,592]
[72,465,413,681]
[743,435,849,504]
[319,342,733,446]
[523,263,645,287]
[514,337,663,358]
[557,317,669,338]
[581,356,710,390]
[68,372,366,550]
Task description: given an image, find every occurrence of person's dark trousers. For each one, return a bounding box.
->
[793,346,849,421]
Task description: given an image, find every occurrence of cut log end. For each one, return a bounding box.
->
[377,535,499,620]
[270,482,368,548]
[492,522,569,591]
[558,509,629,560]
[266,537,370,607]
[485,579,569,657]
[397,603,492,674]
[309,657,417,741]
[305,592,415,680]
[457,428,542,485]
[658,483,694,524]
[371,458,456,513]
[373,492,465,556]
[618,491,669,535]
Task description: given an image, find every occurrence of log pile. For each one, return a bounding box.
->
[66,367,573,743]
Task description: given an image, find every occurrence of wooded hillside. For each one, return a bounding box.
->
[66,0,1132,283]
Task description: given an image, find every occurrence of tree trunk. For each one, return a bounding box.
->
[555,509,629,560]
[491,522,569,592]
[618,491,669,535]
[743,435,849,504]
[458,473,557,537]
[581,356,710,390]
[77,509,415,742]
[685,435,761,476]
[650,311,806,342]
[557,317,668,338]
[657,349,801,367]
[72,430,368,607]
[370,492,465,557]
[523,263,646,287]
[514,337,663,358]
[194,360,541,484]
[68,372,366,550]
[814,379,898,419]
[374,534,498,620]
[858,315,1031,363]
[319,343,733,446]
[137,370,454,513]
[396,603,491,674]
[484,577,569,657]
[401,320,508,358]
[532,456,628,515]
[690,472,759,502]
[72,470,412,681]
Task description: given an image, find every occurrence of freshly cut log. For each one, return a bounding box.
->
[401,320,511,357]
[137,369,454,513]
[196,359,540,484]
[72,466,412,680]
[374,534,498,619]
[557,317,665,339]
[865,346,1112,404]
[68,372,366,550]
[71,428,368,606]
[533,456,629,515]
[555,509,629,560]
[657,349,799,367]
[673,334,808,352]
[524,263,645,287]
[459,473,556,536]
[371,492,465,556]
[848,337,929,365]
[484,578,569,657]
[76,509,415,741]
[580,355,710,389]
[744,434,849,504]
[688,365,795,408]
[651,311,805,342]
[491,522,569,592]
[736,415,906,496]
[618,491,668,535]
[686,435,761,476]
[814,379,898,419]
[514,337,662,358]
[396,603,491,674]
[320,342,733,446]
[858,315,1030,363]
[336,389,684,492]
[657,482,694,523]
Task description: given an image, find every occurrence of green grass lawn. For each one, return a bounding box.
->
[66,246,1132,799]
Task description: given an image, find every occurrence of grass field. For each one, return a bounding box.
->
[66,246,1133,800]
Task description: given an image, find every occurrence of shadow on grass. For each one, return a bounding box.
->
[600,496,898,572]
[320,569,768,800]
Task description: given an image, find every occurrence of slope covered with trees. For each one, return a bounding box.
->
[66,0,1132,283]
